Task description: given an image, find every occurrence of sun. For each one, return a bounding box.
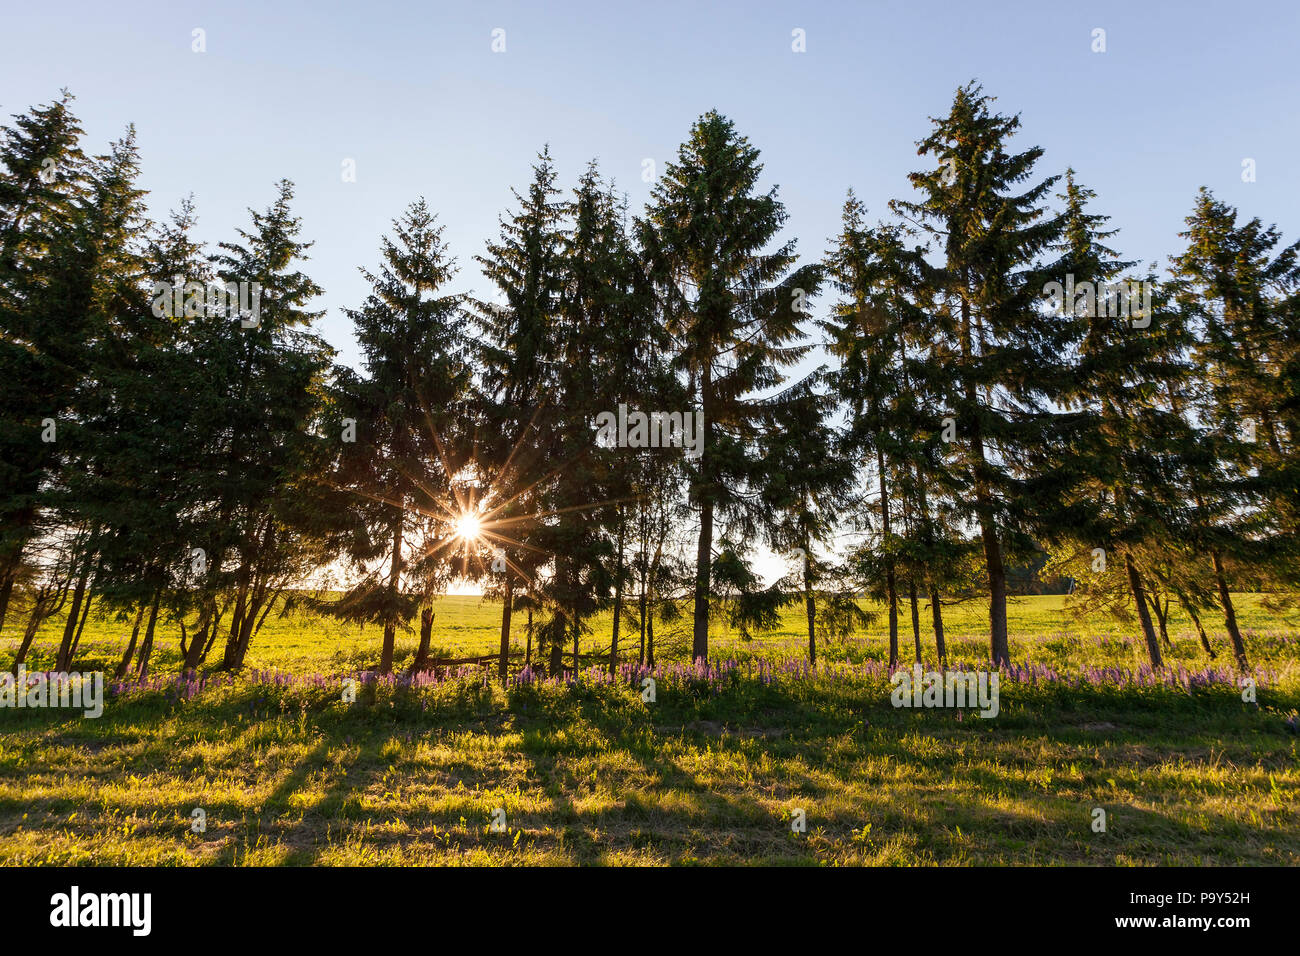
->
[454,511,482,542]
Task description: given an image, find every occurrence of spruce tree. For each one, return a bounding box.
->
[203,181,331,671]
[330,199,472,674]
[822,194,907,666]
[0,92,89,638]
[48,128,156,672]
[1170,188,1300,665]
[472,148,568,674]
[1047,172,1195,668]
[640,110,819,663]
[532,164,624,676]
[891,83,1068,666]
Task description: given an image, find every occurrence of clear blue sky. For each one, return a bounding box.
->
[4,0,1298,371]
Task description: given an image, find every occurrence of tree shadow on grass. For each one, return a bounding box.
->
[499,690,837,863]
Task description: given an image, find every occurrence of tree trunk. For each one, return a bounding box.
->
[11,593,52,673]
[1151,565,1216,661]
[498,573,513,684]
[692,499,713,664]
[975,500,1009,666]
[610,508,625,674]
[133,590,163,681]
[379,513,403,675]
[877,446,898,667]
[1124,552,1163,668]
[1145,589,1171,650]
[691,365,713,663]
[10,575,71,674]
[1210,551,1248,670]
[910,461,946,666]
[961,291,1010,667]
[908,576,922,663]
[64,585,93,670]
[115,605,146,679]
[0,574,14,639]
[0,532,34,639]
[638,572,648,666]
[646,602,655,668]
[930,587,947,665]
[221,562,250,670]
[1183,598,1215,659]
[182,605,212,671]
[802,546,816,666]
[198,606,226,669]
[230,585,263,671]
[55,553,93,671]
[413,606,434,675]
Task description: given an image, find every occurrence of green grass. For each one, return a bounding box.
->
[7,590,1299,676]
[1,594,1298,865]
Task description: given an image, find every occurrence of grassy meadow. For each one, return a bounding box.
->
[7,591,1300,675]
[1,594,1298,865]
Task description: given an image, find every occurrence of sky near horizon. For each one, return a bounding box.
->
[4,0,1298,588]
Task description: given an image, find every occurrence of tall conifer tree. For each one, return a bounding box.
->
[641,111,819,662]
[330,200,471,674]
[891,83,1067,666]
